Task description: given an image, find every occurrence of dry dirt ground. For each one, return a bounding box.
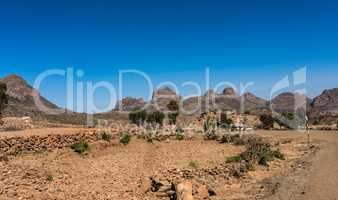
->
[260,131,338,200]
[0,129,337,200]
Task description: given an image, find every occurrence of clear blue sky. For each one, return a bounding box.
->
[1,0,338,112]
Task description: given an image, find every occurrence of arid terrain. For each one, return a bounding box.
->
[1,127,336,200]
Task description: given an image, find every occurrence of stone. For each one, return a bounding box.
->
[197,185,209,199]
[176,181,194,200]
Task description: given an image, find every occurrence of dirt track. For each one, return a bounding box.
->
[263,131,338,200]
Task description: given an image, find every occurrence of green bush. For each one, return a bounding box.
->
[146,111,165,126]
[0,82,8,123]
[219,112,233,128]
[100,132,112,141]
[226,155,243,163]
[120,133,131,145]
[129,110,147,126]
[260,114,274,130]
[168,112,179,125]
[71,140,89,154]
[241,137,285,166]
[167,100,179,111]
[176,132,184,140]
[272,149,285,160]
[47,175,54,182]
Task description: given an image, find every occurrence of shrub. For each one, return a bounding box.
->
[272,149,285,160]
[168,112,179,125]
[146,111,165,126]
[219,112,233,128]
[100,132,112,141]
[0,82,8,124]
[188,160,199,168]
[47,175,54,182]
[167,100,179,111]
[120,133,131,145]
[233,135,246,145]
[129,110,147,126]
[240,137,285,166]
[71,140,89,153]
[176,132,184,140]
[226,155,243,163]
[219,134,243,144]
[259,114,274,130]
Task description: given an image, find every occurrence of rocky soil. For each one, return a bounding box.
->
[0,129,321,200]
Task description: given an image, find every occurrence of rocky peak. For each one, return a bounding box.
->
[204,89,216,97]
[0,74,35,100]
[222,87,236,96]
[151,86,180,111]
[115,97,146,111]
[153,86,178,97]
[311,88,338,117]
[271,92,310,113]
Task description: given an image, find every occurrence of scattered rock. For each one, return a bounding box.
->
[177,181,194,200]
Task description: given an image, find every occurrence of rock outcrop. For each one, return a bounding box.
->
[310,88,338,122]
[115,97,146,111]
[270,92,311,114]
[151,86,180,111]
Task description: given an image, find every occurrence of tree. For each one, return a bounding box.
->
[218,112,233,129]
[167,100,179,125]
[282,112,295,121]
[146,111,165,126]
[129,110,147,126]
[167,100,179,111]
[259,114,274,130]
[0,82,8,125]
[168,112,179,125]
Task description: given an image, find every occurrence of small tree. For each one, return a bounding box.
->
[168,112,179,125]
[0,82,8,125]
[259,114,274,130]
[219,112,233,129]
[167,100,179,125]
[129,110,147,126]
[282,112,295,121]
[167,100,179,111]
[147,111,165,126]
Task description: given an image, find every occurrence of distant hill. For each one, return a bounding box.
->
[0,74,87,125]
[0,74,60,117]
[1,74,338,125]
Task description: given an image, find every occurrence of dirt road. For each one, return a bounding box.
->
[267,132,338,200]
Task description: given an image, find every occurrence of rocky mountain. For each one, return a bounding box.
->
[239,93,269,115]
[270,92,312,114]
[150,86,181,111]
[1,74,338,125]
[310,88,338,118]
[115,97,146,111]
[0,74,89,125]
[0,74,60,117]
[222,87,236,96]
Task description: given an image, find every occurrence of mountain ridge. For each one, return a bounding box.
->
[1,74,338,124]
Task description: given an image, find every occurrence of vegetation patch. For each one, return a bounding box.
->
[120,133,131,145]
[227,137,286,167]
[100,132,112,141]
[188,160,199,169]
[47,175,54,182]
[71,140,89,154]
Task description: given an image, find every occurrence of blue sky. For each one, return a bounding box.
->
[1,0,338,112]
